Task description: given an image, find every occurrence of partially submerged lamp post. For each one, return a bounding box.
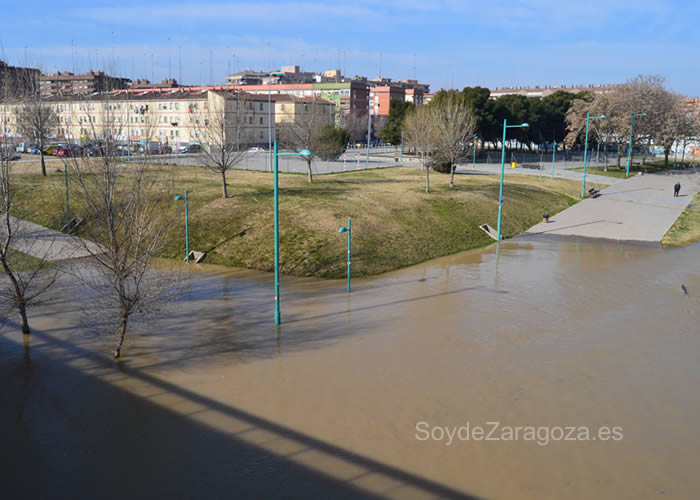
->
[496,120,529,242]
[625,112,646,178]
[338,219,351,293]
[274,141,312,325]
[581,112,606,198]
[174,190,189,264]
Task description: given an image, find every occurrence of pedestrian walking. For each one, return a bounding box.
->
[674,182,681,197]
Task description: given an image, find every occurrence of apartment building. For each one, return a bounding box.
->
[489,84,621,99]
[40,71,132,97]
[0,89,273,148]
[231,80,369,119]
[0,60,41,97]
[273,95,335,125]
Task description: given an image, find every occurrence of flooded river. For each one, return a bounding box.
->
[1,237,699,499]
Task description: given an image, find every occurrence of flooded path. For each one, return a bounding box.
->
[1,238,699,499]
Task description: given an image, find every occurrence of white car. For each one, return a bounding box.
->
[247,147,264,153]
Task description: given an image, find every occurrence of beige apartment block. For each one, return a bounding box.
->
[273,95,335,126]
[0,89,274,149]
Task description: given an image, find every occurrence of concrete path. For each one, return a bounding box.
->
[4,217,102,262]
[526,168,700,243]
[454,162,621,185]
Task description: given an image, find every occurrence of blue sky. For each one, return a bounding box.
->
[2,0,699,95]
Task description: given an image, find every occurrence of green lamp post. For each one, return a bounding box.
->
[625,112,646,178]
[581,112,606,198]
[473,135,478,169]
[338,218,351,293]
[399,129,404,164]
[551,140,556,179]
[496,119,529,242]
[54,167,70,227]
[273,141,312,325]
[174,190,189,264]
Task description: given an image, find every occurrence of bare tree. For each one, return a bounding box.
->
[194,91,252,198]
[341,110,369,144]
[0,84,56,334]
[432,94,476,187]
[15,94,57,177]
[279,97,332,183]
[404,106,438,193]
[64,97,181,358]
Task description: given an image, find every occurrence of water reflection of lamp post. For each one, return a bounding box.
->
[496,120,529,242]
[274,142,312,325]
[625,112,645,178]
[338,218,351,293]
[582,112,606,198]
[174,190,189,264]
[54,167,69,227]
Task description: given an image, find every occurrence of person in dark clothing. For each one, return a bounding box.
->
[674,182,681,197]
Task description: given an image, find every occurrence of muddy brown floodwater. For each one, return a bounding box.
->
[1,237,699,499]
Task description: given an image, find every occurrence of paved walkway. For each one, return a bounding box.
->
[526,169,700,243]
[4,217,102,262]
[453,162,621,185]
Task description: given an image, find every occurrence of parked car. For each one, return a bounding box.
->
[247,147,264,153]
[179,143,202,154]
[42,144,62,155]
[0,148,21,161]
[150,144,172,155]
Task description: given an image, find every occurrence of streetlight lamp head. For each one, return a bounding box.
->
[599,115,607,119]
[299,149,312,157]
[54,169,63,173]
[338,227,347,233]
[639,113,647,116]
[521,123,529,128]
[174,195,184,201]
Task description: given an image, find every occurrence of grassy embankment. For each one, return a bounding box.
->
[10,162,584,278]
[662,192,700,247]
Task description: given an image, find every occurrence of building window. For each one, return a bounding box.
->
[259,117,263,125]
[259,102,263,111]
[248,116,253,124]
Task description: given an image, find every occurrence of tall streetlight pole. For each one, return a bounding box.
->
[581,112,606,198]
[366,101,372,166]
[496,119,529,241]
[399,129,404,164]
[267,72,284,173]
[338,218,351,293]
[625,112,646,178]
[473,135,478,169]
[174,190,189,264]
[273,141,312,325]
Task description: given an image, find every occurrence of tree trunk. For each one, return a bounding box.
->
[221,170,228,198]
[113,313,129,359]
[425,162,430,193]
[664,150,670,167]
[18,300,30,334]
[40,151,46,177]
[449,161,455,187]
[306,159,313,183]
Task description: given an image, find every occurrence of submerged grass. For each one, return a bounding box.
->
[10,163,583,278]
